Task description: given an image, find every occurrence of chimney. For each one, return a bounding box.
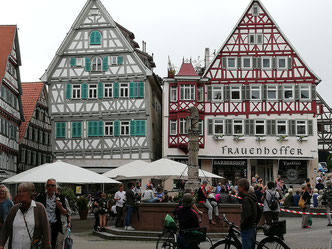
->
[204,48,210,68]
[142,41,146,53]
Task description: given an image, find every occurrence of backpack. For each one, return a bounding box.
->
[266,190,278,211]
[298,195,305,209]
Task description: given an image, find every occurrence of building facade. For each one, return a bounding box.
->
[41,0,162,172]
[0,25,24,180]
[163,0,320,185]
[18,82,52,172]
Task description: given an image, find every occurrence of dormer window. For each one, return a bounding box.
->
[91,57,102,71]
[252,4,259,16]
[90,30,101,45]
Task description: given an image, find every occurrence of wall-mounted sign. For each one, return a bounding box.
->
[76,186,82,194]
[221,146,303,157]
[278,160,307,184]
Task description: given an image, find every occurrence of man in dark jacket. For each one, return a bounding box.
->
[237,178,257,249]
[36,178,67,249]
[124,182,138,230]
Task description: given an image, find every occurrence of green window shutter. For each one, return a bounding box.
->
[224,85,230,101]
[308,120,313,136]
[85,57,91,72]
[288,57,293,69]
[245,120,250,135]
[294,85,300,100]
[134,82,139,98]
[117,56,123,65]
[208,119,213,135]
[113,82,119,98]
[207,85,212,101]
[237,57,241,69]
[139,82,144,98]
[72,122,82,138]
[311,84,316,100]
[129,82,134,98]
[141,120,146,136]
[271,120,276,136]
[56,122,66,138]
[102,56,108,71]
[81,83,88,99]
[95,31,101,44]
[98,82,103,99]
[278,85,283,100]
[226,119,232,135]
[241,85,246,101]
[288,120,296,136]
[130,120,136,136]
[98,121,103,136]
[72,122,76,138]
[90,31,101,45]
[221,57,227,69]
[66,84,71,100]
[114,120,119,137]
[88,121,93,137]
[70,57,76,67]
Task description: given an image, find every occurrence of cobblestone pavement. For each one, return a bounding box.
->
[71,215,331,249]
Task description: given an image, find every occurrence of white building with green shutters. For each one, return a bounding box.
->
[41,0,162,172]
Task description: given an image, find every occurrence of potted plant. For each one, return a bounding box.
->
[213,134,224,140]
[276,135,288,141]
[297,135,308,142]
[233,135,244,141]
[76,196,89,220]
[255,135,265,141]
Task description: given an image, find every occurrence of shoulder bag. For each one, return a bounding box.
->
[23,214,42,249]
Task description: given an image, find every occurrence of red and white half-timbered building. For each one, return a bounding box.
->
[163,0,320,185]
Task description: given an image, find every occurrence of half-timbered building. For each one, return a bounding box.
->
[163,0,320,185]
[0,25,24,180]
[18,82,52,172]
[317,93,332,161]
[41,0,162,172]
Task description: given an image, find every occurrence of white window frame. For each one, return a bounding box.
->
[197,86,204,102]
[267,85,278,100]
[120,121,130,136]
[262,57,272,70]
[180,84,195,101]
[104,83,113,98]
[170,87,178,102]
[227,57,237,70]
[255,120,265,135]
[230,86,241,101]
[76,58,83,67]
[179,119,187,134]
[212,85,223,101]
[296,120,307,136]
[170,120,177,135]
[88,84,97,99]
[300,85,311,100]
[120,83,129,98]
[250,86,261,101]
[283,85,294,100]
[233,120,244,135]
[72,84,81,99]
[104,121,114,136]
[214,120,224,135]
[91,57,102,72]
[110,56,118,65]
[242,57,252,70]
[276,120,288,136]
[277,57,288,70]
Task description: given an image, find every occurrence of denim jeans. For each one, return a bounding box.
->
[125,206,134,226]
[241,227,256,249]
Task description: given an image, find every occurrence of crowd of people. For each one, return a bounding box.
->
[0,179,71,249]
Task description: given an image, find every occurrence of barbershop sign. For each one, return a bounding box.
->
[221,145,304,157]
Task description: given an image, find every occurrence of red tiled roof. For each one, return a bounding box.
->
[177,61,198,76]
[19,82,45,141]
[0,26,16,82]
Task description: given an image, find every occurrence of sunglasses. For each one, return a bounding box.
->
[47,184,56,187]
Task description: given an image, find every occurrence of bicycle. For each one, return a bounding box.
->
[210,214,290,249]
[156,216,213,249]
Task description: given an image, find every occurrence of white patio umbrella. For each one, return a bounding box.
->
[102,160,149,179]
[2,160,120,184]
[103,158,222,181]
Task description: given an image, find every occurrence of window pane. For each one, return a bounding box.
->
[213,86,222,100]
[300,87,310,99]
[228,58,236,68]
[267,87,277,99]
[278,58,286,68]
[284,87,293,99]
[263,58,270,68]
[251,87,260,100]
[243,58,251,68]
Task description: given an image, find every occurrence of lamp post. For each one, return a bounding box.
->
[184,106,200,193]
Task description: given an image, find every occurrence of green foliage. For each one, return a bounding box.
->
[61,187,76,207]
[76,196,89,210]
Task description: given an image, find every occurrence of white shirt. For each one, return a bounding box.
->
[12,201,36,249]
[114,191,126,207]
[46,193,57,223]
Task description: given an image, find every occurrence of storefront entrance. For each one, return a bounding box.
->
[212,159,247,185]
[250,159,273,183]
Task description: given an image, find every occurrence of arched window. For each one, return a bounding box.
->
[91,57,102,71]
[90,30,101,45]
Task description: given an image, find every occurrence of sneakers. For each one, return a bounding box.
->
[127,226,135,231]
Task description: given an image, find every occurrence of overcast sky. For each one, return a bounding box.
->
[1,0,331,106]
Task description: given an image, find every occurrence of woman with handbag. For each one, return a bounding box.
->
[0,182,51,249]
[0,184,13,230]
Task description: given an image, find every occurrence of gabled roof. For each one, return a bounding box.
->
[204,0,321,83]
[0,25,16,82]
[19,82,44,141]
[177,61,198,77]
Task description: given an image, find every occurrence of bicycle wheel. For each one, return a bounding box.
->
[156,230,177,249]
[257,236,290,249]
[210,239,241,249]
[198,236,213,249]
